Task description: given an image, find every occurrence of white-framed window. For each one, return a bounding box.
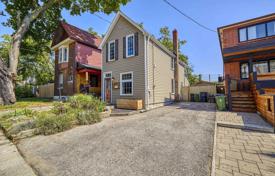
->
[253,62,269,74]
[120,72,133,96]
[108,40,115,61]
[171,58,175,70]
[171,79,175,94]
[58,46,69,63]
[270,60,275,72]
[59,73,64,88]
[126,34,135,57]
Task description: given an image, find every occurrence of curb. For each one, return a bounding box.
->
[216,121,274,133]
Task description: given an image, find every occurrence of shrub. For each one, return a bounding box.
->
[76,110,101,125]
[35,112,74,135]
[69,94,106,112]
[15,85,35,98]
[52,102,68,115]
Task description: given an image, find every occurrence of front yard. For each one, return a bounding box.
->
[0,95,108,140]
[0,98,53,111]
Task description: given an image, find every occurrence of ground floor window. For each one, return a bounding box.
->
[270,60,275,72]
[171,79,175,94]
[253,61,268,74]
[59,73,63,88]
[240,63,249,79]
[120,72,133,95]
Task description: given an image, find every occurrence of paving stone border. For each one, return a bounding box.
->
[213,111,275,176]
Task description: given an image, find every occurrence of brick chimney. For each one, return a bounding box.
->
[173,29,179,101]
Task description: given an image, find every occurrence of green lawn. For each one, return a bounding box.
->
[0,98,53,111]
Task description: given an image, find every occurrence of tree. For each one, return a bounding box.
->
[87,27,98,36]
[158,26,199,85]
[0,0,130,105]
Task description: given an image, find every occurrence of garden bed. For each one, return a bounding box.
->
[0,95,110,141]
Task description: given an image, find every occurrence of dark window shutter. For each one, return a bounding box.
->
[135,32,139,56]
[123,37,126,58]
[105,43,109,62]
[115,39,119,60]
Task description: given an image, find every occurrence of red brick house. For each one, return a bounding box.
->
[51,22,102,98]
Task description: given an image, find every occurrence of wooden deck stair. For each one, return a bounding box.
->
[231,91,256,112]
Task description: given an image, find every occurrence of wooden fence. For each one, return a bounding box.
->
[37,83,54,98]
[181,85,217,101]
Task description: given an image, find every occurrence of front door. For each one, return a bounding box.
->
[104,78,111,104]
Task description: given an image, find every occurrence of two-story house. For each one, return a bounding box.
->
[51,22,102,99]
[218,13,275,114]
[100,12,189,110]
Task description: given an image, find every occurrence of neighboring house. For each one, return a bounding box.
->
[100,12,189,110]
[218,13,275,122]
[51,22,102,98]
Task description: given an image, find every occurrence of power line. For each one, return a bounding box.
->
[93,13,111,24]
[162,0,216,33]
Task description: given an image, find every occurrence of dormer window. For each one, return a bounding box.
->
[58,46,69,63]
[238,20,275,42]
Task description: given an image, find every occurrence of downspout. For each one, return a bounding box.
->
[144,34,150,110]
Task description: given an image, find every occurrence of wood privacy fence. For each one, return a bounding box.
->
[181,85,217,101]
[37,83,54,98]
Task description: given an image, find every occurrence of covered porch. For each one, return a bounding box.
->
[76,63,101,97]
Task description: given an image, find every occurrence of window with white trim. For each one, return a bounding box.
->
[120,72,133,95]
[171,58,175,70]
[58,46,68,63]
[126,34,135,57]
[171,79,175,94]
[108,40,115,61]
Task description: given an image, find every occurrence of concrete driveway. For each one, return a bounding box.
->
[18,102,216,176]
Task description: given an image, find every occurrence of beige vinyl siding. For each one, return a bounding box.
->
[147,40,175,109]
[102,17,145,107]
[178,64,189,100]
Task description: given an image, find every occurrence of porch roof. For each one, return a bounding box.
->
[77,62,101,72]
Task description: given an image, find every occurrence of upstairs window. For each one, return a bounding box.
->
[239,28,247,42]
[126,34,135,57]
[267,21,275,36]
[239,20,275,42]
[58,47,68,63]
[108,40,115,61]
[171,58,175,70]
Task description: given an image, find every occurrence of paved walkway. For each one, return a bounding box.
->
[215,111,275,176]
[0,130,36,176]
[216,111,273,133]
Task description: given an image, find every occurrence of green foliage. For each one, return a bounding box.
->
[87,27,98,36]
[15,85,35,98]
[76,111,101,125]
[158,26,198,85]
[69,94,106,112]
[0,34,11,65]
[35,112,74,135]
[52,102,68,115]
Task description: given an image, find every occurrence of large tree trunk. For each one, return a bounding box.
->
[0,58,16,105]
[0,0,57,105]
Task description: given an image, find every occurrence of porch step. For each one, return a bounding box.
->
[232,100,255,105]
[231,91,253,98]
[232,104,256,108]
[232,107,256,113]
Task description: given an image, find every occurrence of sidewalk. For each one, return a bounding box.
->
[0,130,36,176]
[214,112,275,176]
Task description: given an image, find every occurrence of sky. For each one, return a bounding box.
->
[1,0,275,75]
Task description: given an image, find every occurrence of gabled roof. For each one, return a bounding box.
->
[99,11,176,58]
[52,22,102,49]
